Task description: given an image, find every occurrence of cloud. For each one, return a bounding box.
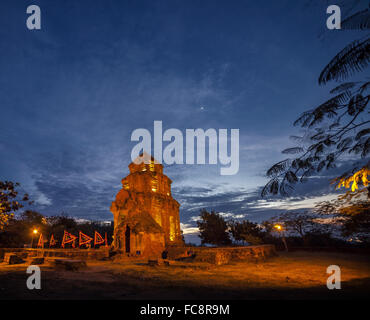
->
[0,0,364,249]
[249,194,339,211]
[35,193,53,206]
[180,223,199,235]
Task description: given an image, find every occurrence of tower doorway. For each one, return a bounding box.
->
[125,226,131,253]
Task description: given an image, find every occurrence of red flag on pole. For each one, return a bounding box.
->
[61,230,77,248]
[104,232,108,247]
[79,231,93,246]
[94,231,105,246]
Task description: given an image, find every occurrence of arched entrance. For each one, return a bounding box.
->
[125,226,131,253]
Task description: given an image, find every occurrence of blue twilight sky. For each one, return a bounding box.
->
[0,0,368,242]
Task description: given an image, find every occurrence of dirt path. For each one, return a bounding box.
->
[0,251,369,299]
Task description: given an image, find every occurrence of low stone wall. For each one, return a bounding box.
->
[1,245,276,265]
[0,248,25,262]
[168,244,276,265]
[0,248,109,262]
[166,245,191,260]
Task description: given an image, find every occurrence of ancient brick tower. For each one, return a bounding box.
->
[111,153,183,256]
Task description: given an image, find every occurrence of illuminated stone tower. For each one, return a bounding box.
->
[111,153,183,256]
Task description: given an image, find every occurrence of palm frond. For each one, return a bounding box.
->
[347,94,368,115]
[266,159,290,177]
[355,128,370,140]
[279,182,293,197]
[289,135,303,142]
[261,179,279,197]
[317,160,326,172]
[282,147,304,154]
[360,81,370,93]
[285,171,298,183]
[341,9,370,30]
[329,82,358,94]
[294,110,314,127]
[362,138,370,157]
[319,38,370,85]
[337,137,353,151]
[294,92,349,127]
[300,168,314,183]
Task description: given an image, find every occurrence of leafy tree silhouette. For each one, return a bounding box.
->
[0,181,32,230]
[262,5,370,198]
[197,209,231,246]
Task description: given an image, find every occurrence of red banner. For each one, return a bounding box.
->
[79,231,93,246]
[61,230,77,248]
[94,231,105,246]
[49,234,56,247]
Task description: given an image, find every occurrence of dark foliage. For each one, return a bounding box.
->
[319,38,370,84]
[262,6,370,197]
[0,181,33,230]
[315,193,370,243]
[228,220,264,245]
[341,8,370,31]
[263,211,332,245]
[197,209,231,246]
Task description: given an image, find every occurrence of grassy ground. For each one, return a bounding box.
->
[0,251,369,299]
